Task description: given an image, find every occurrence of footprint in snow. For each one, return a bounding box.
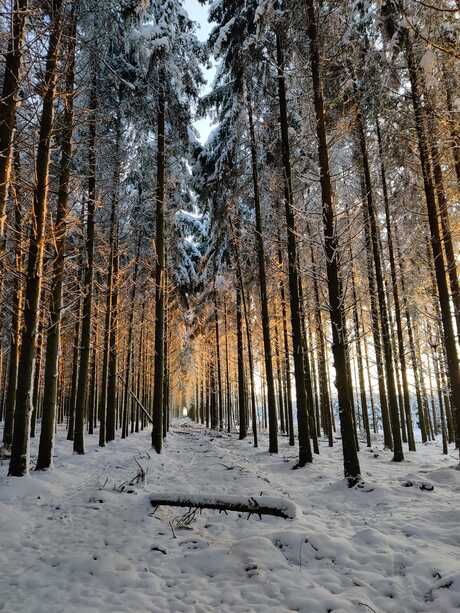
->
[179,538,209,551]
[401,480,434,491]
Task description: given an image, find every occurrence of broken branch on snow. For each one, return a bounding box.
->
[149,493,296,519]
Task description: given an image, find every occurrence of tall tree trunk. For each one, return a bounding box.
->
[106,115,121,441]
[298,271,319,454]
[152,73,166,454]
[3,156,24,448]
[427,111,460,339]
[122,235,140,439]
[305,0,360,482]
[433,340,449,455]
[0,0,28,245]
[36,11,77,468]
[276,29,312,467]
[394,229,428,442]
[163,277,170,437]
[236,279,247,440]
[362,313,377,434]
[9,0,63,476]
[247,90,278,453]
[213,289,223,430]
[360,170,393,448]
[355,108,403,461]
[99,257,112,447]
[308,225,333,446]
[348,221,371,448]
[375,117,415,451]
[230,220,258,447]
[279,274,295,447]
[67,293,81,441]
[274,315,285,434]
[223,298,232,433]
[73,66,97,455]
[87,293,98,436]
[135,300,146,433]
[406,39,460,456]
[106,232,119,441]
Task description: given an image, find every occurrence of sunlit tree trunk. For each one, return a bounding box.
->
[36,11,77,468]
[3,155,24,448]
[247,90,278,452]
[213,289,223,430]
[406,39,460,455]
[152,72,166,453]
[74,66,97,455]
[122,236,140,439]
[305,0,360,482]
[355,109,403,461]
[307,226,333,446]
[0,0,28,245]
[9,0,63,476]
[276,29,311,467]
[375,118,415,451]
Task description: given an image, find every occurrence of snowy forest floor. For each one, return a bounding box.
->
[0,421,459,613]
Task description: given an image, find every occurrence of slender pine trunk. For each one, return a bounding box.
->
[213,290,223,431]
[0,0,28,245]
[122,236,140,439]
[375,117,415,451]
[152,73,166,454]
[355,108,403,461]
[73,66,97,455]
[305,0,360,481]
[307,226,333,446]
[406,39,460,455]
[276,29,311,467]
[36,11,77,468]
[3,153,24,448]
[236,280,247,439]
[9,0,63,476]
[247,90,278,452]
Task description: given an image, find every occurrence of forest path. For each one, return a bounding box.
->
[0,420,459,613]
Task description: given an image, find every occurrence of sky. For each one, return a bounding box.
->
[183,0,216,143]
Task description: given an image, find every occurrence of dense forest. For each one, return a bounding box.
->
[0,1,459,611]
[0,0,459,477]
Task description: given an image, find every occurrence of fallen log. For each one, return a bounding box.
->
[149,493,296,519]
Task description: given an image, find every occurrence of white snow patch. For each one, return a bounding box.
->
[1,421,459,612]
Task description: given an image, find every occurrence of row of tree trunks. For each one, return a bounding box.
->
[9,0,64,476]
[305,0,360,482]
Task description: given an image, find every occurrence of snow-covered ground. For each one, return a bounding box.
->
[1,421,459,613]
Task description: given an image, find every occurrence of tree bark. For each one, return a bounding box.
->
[213,289,223,430]
[0,0,28,244]
[2,154,24,448]
[122,236,141,438]
[223,298,232,433]
[247,90,278,453]
[305,0,360,482]
[36,10,77,469]
[307,226,333,446]
[375,117,415,451]
[278,244,295,447]
[355,107,403,462]
[9,0,63,476]
[73,65,97,455]
[236,279,247,439]
[276,29,312,467]
[406,39,460,455]
[152,73,166,454]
